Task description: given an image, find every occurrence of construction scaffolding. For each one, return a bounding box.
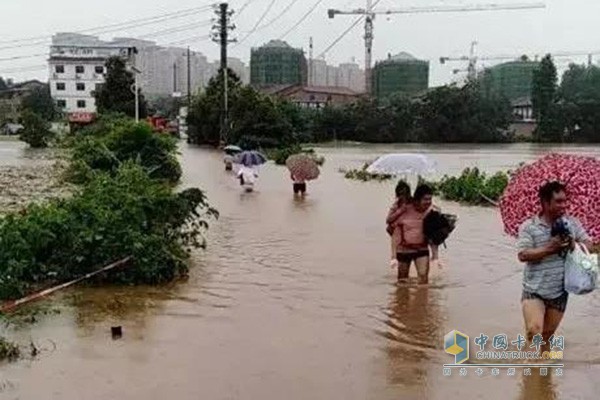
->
[250,40,308,87]
[372,52,429,98]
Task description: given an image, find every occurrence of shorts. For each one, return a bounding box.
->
[396,249,430,264]
[293,182,306,194]
[521,291,569,313]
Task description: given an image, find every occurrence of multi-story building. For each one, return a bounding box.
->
[250,40,307,87]
[48,33,236,117]
[49,33,136,122]
[310,59,328,86]
[372,52,430,98]
[338,62,365,93]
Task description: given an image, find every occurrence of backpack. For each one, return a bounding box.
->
[423,211,457,246]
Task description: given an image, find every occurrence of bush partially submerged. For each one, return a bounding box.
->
[435,168,509,205]
[0,337,20,361]
[0,162,217,300]
[67,121,181,184]
[340,162,393,182]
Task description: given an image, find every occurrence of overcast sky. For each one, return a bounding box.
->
[1,0,599,86]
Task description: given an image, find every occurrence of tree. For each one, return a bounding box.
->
[21,85,57,121]
[147,95,181,119]
[558,64,600,142]
[0,77,8,92]
[94,57,147,118]
[532,54,562,141]
[415,83,512,143]
[19,110,54,148]
[187,68,241,146]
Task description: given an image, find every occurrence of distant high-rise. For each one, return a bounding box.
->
[372,52,429,98]
[250,40,307,87]
[479,58,539,101]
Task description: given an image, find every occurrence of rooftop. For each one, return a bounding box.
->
[263,40,292,48]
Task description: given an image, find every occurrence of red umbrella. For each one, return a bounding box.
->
[500,153,600,243]
[286,154,320,181]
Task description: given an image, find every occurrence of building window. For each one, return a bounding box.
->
[56,82,66,91]
[76,82,86,91]
[55,65,65,74]
[56,99,67,109]
[95,65,104,74]
[75,65,85,74]
[77,100,86,109]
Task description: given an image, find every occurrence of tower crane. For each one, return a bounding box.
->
[327,1,546,94]
[440,42,600,82]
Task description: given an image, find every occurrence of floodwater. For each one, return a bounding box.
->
[2,142,600,400]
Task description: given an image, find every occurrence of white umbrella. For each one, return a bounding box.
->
[366,153,436,176]
[367,153,436,190]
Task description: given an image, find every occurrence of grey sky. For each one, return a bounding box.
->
[1,0,599,86]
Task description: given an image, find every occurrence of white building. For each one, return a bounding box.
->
[49,33,136,121]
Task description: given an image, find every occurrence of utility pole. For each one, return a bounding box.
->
[187,46,192,110]
[309,37,314,86]
[212,3,236,146]
[364,0,374,95]
[173,62,177,93]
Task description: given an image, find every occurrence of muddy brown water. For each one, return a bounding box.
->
[2,142,600,400]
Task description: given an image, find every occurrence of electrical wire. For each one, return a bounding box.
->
[162,35,212,47]
[253,0,302,32]
[110,20,213,45]
[236,0,255,18]
[236,0,277,46]
[0,5,213,48]
[278,0,325,40]
[316,0,383,59]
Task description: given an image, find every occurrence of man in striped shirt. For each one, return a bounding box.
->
[517,181,592,352]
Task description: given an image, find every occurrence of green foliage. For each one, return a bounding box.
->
[147,95,182,119]
[436,168,509,205]
[188,69,299,148]
[312,84,512,143]
[341,163,393,182]
[187,68,241,146]
[0,337,20,361]
[21,85,57,121]
[416,83,513,143]
[557,64,600,142]
[67,120,181,184]
[94,57,148,118]
[19,110,54,148]
[0,162,217,300]
[532,55,561,142]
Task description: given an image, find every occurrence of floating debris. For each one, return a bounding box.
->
[111,326,123,340]
[0,163,72,214]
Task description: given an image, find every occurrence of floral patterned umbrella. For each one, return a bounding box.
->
[286,154,320,181]
[500,153,600,243]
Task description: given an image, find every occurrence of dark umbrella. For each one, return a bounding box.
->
[234,150,267,167]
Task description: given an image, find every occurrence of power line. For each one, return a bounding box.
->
[253,0,302,31]
[316,0,383,59]
[0,53,47,63]
[236,0,255,18]
[278,0,325,40]
[110,19,214,45]
[163,34,212,47]
[236,0,277,46]
[0,5,213,48]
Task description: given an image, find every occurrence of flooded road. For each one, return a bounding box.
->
[2,142,600,399]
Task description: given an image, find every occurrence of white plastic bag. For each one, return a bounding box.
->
[564,243,599,295]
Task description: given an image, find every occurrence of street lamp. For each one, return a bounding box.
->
[129,65,142,123]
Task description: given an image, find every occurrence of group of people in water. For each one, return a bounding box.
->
[385,181,450,284]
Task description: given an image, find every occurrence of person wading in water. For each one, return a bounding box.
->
[517,181,592,353]
[387,184,439,284]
